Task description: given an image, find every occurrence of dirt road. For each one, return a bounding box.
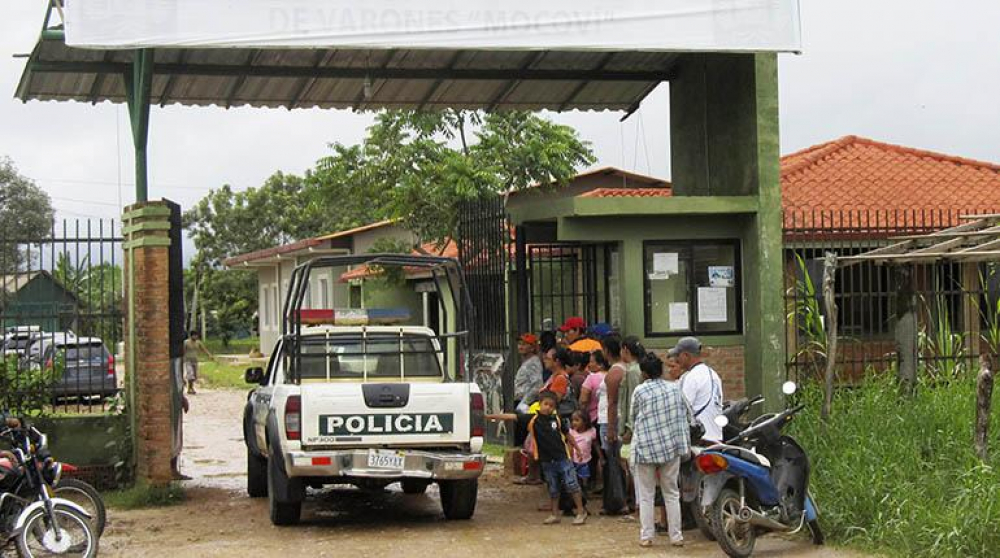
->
[100,389,865,558]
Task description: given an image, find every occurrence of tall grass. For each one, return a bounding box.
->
[792,376,1000,557]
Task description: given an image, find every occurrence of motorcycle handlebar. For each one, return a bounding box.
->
[725,403,805,445]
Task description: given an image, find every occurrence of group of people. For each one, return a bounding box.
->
[488,317,724,548]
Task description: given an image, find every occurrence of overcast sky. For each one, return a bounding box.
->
[1,0,998,234]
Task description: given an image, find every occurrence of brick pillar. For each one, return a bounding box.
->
[123,202,174,486]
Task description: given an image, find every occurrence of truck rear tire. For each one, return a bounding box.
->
[401,479,430,495]
[247,449,267,498]
[267,455,302,525]
[438,479,478,520]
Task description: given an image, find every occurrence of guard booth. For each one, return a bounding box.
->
[507,168,768,401]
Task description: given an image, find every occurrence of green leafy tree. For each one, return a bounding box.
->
[183,172,327,345]
[315,110,595,248]
[53,254,123,344]
[184,172,325,267]
[0,157,55,273]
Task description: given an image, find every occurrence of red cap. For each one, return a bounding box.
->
[558,317,586,332]
[519,333,539,345]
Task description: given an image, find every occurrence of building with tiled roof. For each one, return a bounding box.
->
[781,135,1000,236]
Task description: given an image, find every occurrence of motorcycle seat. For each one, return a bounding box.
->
[709,444,772,468]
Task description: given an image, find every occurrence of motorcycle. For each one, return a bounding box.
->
[0,417,98,557]
[680,395,764,540]
[694,382,822,558]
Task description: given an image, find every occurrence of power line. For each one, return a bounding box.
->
[50,196,121,208]
[34,176,215,191]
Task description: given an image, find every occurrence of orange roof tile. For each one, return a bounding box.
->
[580,137,1000,235]
[579,187,673,198]
[781,136,1000,234]
[339,241,458,282]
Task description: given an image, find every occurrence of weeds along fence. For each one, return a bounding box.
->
[0,219,124,415]
[783,208,1000,385]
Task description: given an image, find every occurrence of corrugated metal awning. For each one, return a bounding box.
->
[16,32,678,112]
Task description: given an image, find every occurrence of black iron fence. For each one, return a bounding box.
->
[783,208,1000,385]
[527,243,616,334]
[0,219,124,414]
[457,196,510,353]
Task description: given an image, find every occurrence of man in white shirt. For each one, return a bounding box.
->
[673,337,724,443]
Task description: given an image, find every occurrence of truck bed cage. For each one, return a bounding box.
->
[280,254,475,384]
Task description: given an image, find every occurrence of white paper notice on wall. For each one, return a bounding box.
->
[669,303,690,331]
[653,253,679,276]
[697,287,728,323]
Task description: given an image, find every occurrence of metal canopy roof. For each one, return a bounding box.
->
[842,215,1000,265]
[16,31,678,112]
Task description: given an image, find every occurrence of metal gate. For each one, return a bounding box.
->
[527,243,616,333]
[0,219,124,414]
[457,196,510,353]
[457,196,511,426]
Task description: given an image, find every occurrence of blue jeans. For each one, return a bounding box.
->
[541,458,582,499]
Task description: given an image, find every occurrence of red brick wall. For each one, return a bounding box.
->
[648,344,746,399]
[704,345,746,399]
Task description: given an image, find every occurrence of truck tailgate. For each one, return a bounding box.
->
[301,383,472,447]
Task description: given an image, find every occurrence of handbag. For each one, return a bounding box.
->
[685,398,706,443]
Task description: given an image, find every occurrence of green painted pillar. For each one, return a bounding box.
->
[746,54,786,412]
[669,52,785,410]
[125,49,154,203]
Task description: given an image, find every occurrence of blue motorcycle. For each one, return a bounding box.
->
[695,383,822,558]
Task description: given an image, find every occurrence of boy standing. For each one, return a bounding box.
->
[488,391,589,525]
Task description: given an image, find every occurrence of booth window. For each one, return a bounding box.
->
[643,240,742,336]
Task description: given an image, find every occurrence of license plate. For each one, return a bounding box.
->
[367,449,404,470]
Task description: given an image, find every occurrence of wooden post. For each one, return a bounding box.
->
[962,262,981,366]
[894,265,918,397]
[975,354,994,460]
[821,252,838,420]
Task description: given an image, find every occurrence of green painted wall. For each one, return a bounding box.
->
[558,214,749,351]
[671,53,762,197]
[1,275,79,331]
[362,281,423,323]
[34,414,130,469]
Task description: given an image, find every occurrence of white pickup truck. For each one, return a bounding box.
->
[242,255,486,526]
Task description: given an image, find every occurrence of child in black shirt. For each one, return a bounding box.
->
[488,391,588,525]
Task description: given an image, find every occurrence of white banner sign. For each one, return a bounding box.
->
[65,0,801,52]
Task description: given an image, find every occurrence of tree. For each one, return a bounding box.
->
[0,157,55,272]
[183,172,329,267]
[314,110,595,248]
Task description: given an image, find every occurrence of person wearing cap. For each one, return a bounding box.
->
[559,317,602,353]
[514,333,544,411]
[674,337,725,443]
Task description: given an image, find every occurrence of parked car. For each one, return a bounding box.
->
[30,337,117,399]
[2,326,42,357]
[21,332,76,369]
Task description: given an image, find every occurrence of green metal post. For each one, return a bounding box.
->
[125,49,154,203]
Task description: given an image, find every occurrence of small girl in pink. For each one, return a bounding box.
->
[580,351,609,424]
[569,411,598,486]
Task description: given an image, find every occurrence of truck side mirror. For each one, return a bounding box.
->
[245,367,264,385]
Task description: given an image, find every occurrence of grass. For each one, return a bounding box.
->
[481,443,508,459]
[203,337,260,355]
[104,482,185,510]
[197,360,251,390]
[791,375,1000,557]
